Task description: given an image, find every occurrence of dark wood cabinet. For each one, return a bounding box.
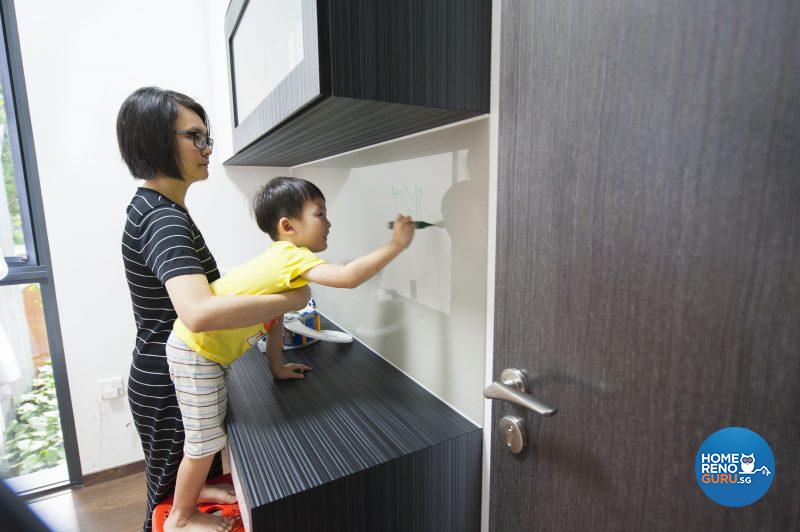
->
[224,0,491,166]
[225,317,482,531]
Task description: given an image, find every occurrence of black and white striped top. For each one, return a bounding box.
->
[122,187,219,368]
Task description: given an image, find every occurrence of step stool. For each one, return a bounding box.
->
[152,473,244,532]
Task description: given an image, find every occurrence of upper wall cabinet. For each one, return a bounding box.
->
[224,0,491,167]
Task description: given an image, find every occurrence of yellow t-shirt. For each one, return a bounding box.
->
[173,241,326,365]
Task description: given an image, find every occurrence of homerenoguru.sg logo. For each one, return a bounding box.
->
[695,427,775,507]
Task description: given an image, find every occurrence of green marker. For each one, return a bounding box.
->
[386,220,441,229]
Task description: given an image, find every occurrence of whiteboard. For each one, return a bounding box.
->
[292,118,489,424]
[312,156,453,314]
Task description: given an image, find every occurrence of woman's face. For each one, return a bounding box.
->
[174,105,212,183]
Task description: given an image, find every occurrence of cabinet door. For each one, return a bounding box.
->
[226,0,323,151]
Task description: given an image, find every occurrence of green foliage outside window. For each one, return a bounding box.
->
[1,362,65,477]
[0,84,23,247]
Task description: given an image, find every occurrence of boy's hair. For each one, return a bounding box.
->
[252,177,325,240]
[116,87,209,181]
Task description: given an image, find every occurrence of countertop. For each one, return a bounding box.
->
[225,316,480,511]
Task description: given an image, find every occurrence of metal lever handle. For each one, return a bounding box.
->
[484,381,558,417]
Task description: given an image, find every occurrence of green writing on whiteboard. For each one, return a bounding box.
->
[391,185,422,218]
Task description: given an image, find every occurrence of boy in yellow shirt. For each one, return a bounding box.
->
[163,176,415,531]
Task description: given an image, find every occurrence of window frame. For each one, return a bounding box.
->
[0,2,34,266]
[0,0,82,494]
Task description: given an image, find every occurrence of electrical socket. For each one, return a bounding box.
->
[98,377,124,400]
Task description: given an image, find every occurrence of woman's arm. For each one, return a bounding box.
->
[165,274,310,332]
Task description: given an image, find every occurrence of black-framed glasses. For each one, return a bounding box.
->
[174,129,214,150]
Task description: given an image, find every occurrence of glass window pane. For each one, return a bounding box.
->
[0,283,67,486]
[0,76,27,260]
[232,0,304,123]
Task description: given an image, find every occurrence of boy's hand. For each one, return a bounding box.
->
[390,214,415,249]
[272,363,312,380]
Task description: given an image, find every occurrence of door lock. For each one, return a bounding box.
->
[484,368,557,454]
[499,415,526,454]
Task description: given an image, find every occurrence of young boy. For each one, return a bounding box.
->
[163,176,415,531]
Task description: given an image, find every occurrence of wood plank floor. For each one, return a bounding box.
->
[27,454,229,531]
[28,471,149,531]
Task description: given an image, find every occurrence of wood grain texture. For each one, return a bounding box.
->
[225,0,490,166]
[226,317,481,531]
[81,460,144,487]
[492,0,800,530]
[28,471,148,531]
[224,96,481,166]
[327,0,491,111]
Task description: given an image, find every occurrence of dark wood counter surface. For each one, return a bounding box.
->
[225,317,481,531]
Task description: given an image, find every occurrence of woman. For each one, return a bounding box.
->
[117,87,310,531]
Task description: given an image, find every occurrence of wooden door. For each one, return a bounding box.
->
[490,1,800,529]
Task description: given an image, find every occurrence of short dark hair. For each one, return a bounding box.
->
[116,87,209,181]
[252,177,325,240]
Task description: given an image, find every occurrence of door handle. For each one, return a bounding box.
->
[484,368,558,416]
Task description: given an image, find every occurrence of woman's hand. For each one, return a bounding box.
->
[271,363,312,380]
[165,275,312,332]
[283,285,312,312]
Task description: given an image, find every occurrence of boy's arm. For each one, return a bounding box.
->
[302,214,415,289]
[266,318,312,380]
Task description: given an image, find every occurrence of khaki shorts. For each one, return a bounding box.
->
[166,332,229,458]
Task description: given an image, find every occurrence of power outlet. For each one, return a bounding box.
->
[98,377,124,400]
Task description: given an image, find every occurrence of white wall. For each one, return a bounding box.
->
[15,0,491,473]
[14,0,281,474]
[293,118,489,424]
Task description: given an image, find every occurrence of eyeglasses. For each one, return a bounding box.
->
[174,130,214,150]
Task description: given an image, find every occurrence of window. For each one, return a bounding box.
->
[2,73,32,263]
[0,0,80,495]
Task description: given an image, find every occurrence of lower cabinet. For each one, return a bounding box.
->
[225,317,482,531]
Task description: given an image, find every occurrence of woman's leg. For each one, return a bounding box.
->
[128,365,186,532]
[209,451,224,479]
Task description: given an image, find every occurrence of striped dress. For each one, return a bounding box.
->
[122,187,223,531]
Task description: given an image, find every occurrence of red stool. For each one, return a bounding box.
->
[152,474,244,532]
